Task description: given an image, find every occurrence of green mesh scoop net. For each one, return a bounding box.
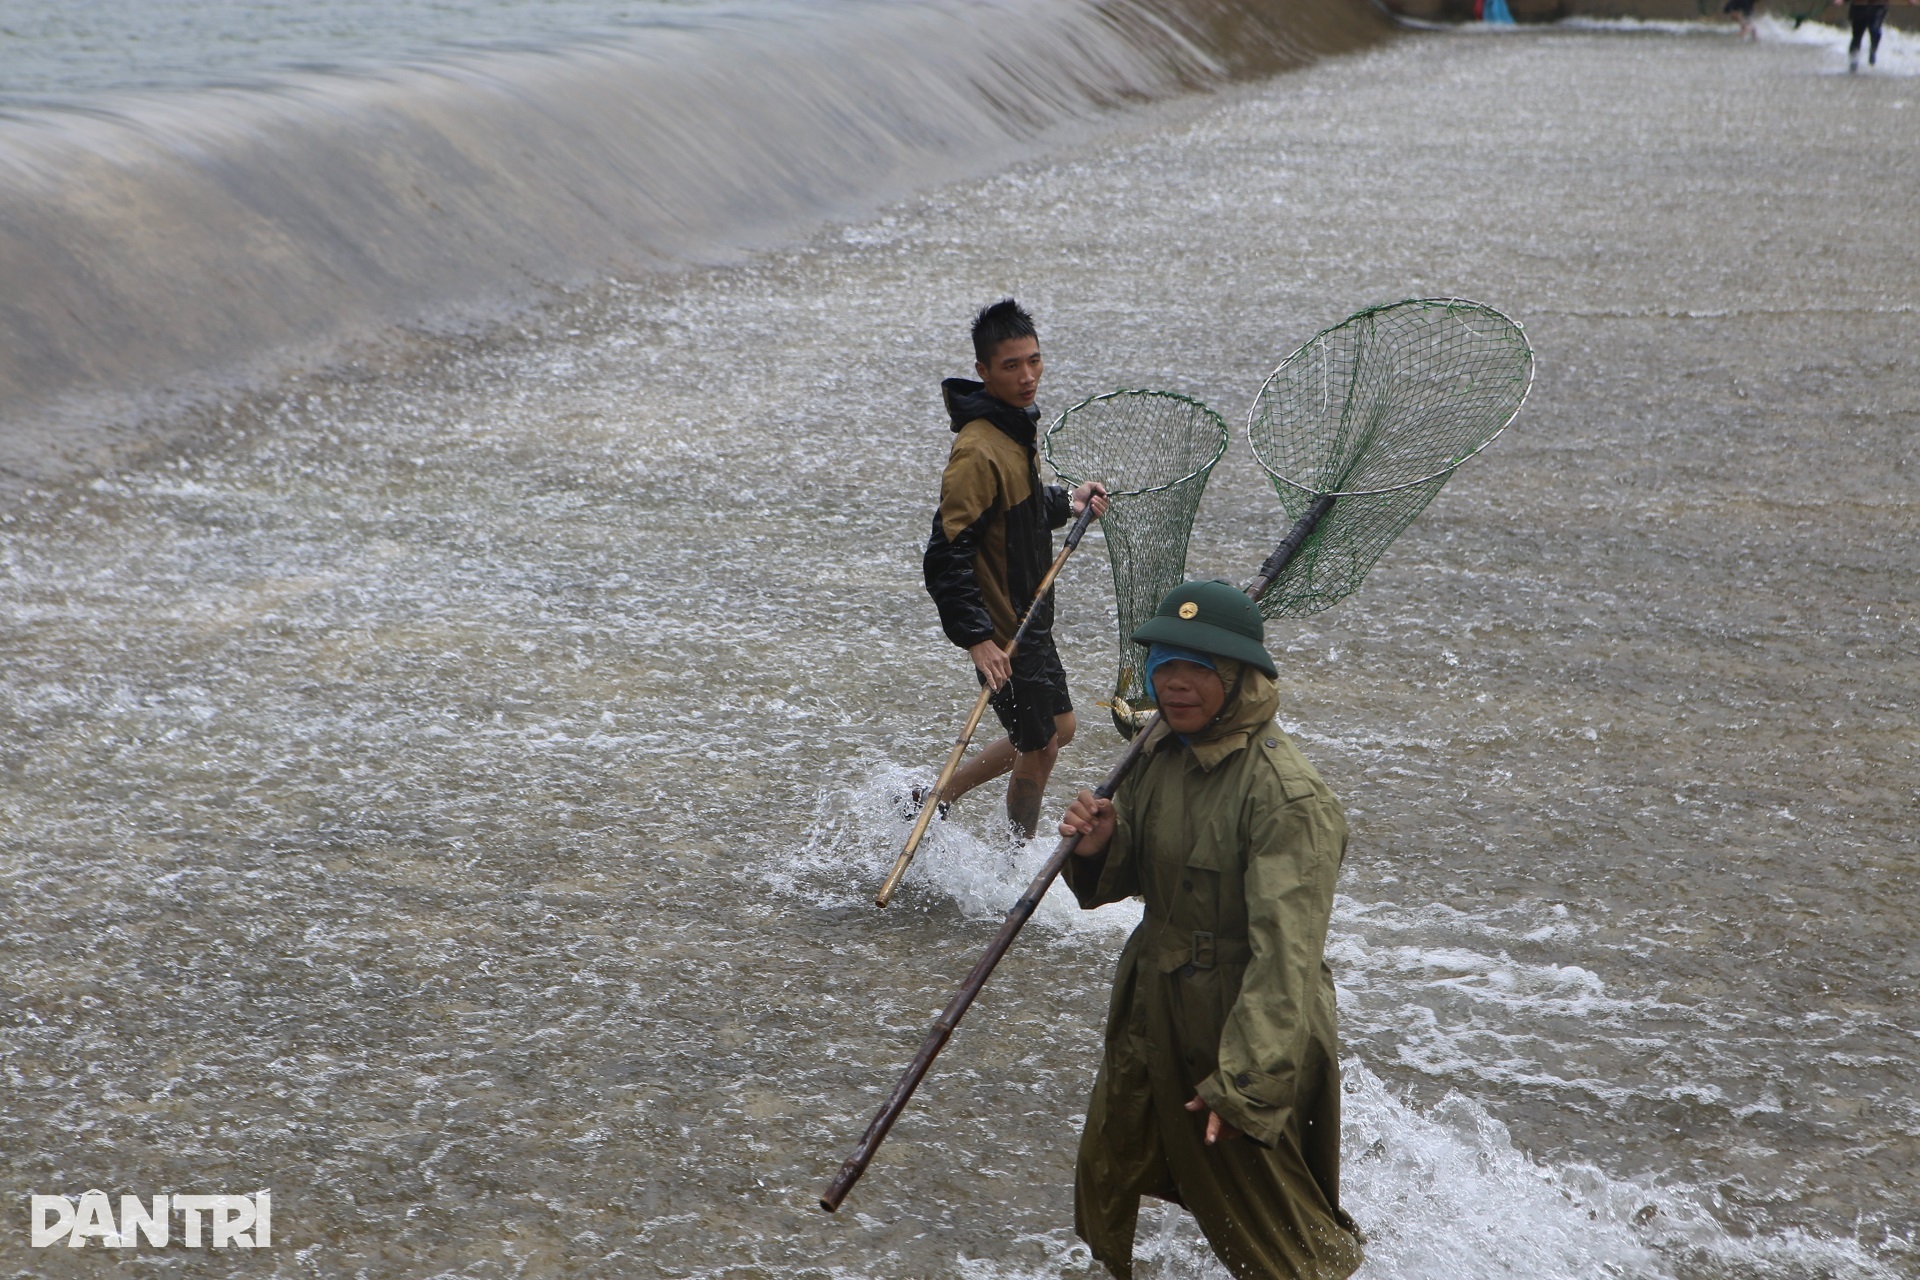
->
[1044,389,1228,727]
[1248,297,1534,619]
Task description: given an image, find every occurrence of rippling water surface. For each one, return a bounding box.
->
[0,0,706,103]
[2,25,1916,1280]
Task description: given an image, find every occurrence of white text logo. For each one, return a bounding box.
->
[30,1191,271,1248]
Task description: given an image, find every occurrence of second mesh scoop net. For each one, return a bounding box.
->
[1248,297,1533,619]
[1044,389,1228,722]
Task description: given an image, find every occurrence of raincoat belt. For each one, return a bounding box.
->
[1142,917,1251,974]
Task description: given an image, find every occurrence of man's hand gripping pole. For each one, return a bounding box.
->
[875,500,1100,908]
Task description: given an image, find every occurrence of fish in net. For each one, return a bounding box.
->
[1248,297,1534,619]
[1043,389,1228,737]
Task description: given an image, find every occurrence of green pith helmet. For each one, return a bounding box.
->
[1130,580,1278,678]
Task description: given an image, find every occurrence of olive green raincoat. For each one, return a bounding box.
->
[1063,661,1363,1280]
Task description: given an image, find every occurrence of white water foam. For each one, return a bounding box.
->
[1558,12,1920,76]
[1756,12,1920,74]
[1559,17,1734,37]
[1341,1062,1898,1280]
[1327,895,1658,1101]
[787,763,1141,939]
[928,1059,1899,1280]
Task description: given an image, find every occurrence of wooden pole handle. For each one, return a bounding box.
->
[872,501,1100,907]
[824,719,1153,1211]
[874,683,994,907]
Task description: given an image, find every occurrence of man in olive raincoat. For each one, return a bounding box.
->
[1058,580,1363,1280]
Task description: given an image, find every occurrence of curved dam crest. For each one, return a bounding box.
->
[0,0,1390,496]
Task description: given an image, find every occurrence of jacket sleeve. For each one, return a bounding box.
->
[923,510,995,650]
[1193,784,1343,1148]
[1044,483,1072,531]
[1063,767,1145,908]
[924,437,999,650]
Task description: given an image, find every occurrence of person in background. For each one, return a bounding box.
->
[922,298,1108,842]
[1725,0,1760,41]
[1837,1,1890,71]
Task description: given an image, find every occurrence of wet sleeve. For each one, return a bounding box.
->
[923,439,998,650]
[923,509,994,650]
[1194,788,1342,1148]
[1063,773,1143,909]
[1043,483,1072,531]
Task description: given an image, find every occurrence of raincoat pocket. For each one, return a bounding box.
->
[1181,808,1238,872]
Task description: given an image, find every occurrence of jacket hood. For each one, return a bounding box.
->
[943,377,1040,446]
[1144,656,1282,771]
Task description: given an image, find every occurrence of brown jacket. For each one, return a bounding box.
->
[923,378,1070,648]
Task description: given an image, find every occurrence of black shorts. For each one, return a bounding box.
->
[1724,0,1754,13]
[979,635,1073,754]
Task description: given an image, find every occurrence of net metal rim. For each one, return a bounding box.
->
[1248,296,1535,499]
[1044,387,1229,498]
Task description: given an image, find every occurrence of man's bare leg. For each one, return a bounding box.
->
[943,736,1019,804]
[937,712,1078,839]
[1003,712,1078,840]
[1004,745,1057,841]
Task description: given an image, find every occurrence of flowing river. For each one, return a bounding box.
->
[2,17,1916,1280]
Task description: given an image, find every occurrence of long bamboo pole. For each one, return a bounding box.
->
[874,501,1100,908]
[820,496,1335,1212]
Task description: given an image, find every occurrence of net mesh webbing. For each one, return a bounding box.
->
[1248,297,1534,619]
[1044,389,1227,721]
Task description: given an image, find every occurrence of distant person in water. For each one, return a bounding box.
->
[921,298,1108,841]
[1836,1,1889,70]
[1725,0,1759,41]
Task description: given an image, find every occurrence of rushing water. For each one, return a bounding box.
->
[0,0,709,104]
[2,20,1917,1280]
[0,0,1382,493]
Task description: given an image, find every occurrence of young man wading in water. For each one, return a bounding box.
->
[1059,581,1364,1280]
[922,299,1108,841]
